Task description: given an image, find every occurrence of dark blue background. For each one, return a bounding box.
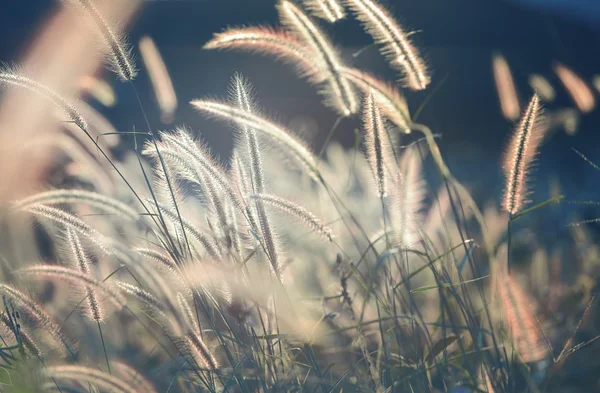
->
[1,0,599,220]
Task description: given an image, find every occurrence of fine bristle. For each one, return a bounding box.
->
[0,312,43,356]
[302,0,346,23]
[177,292,201,333]
[115,281,166,315]
[111,362,158,393]
[146,128,260,234]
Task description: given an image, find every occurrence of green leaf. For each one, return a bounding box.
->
[511,195,564,221]
[424,334,460,363]
[410,275,489,293]
[0,366,11,386]
[394,239,475,290]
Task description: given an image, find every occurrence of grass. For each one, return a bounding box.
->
[0,1,599,393]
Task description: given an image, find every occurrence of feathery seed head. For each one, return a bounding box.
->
[186,331,219,370]
[389,149,425,249]
[363,91,391,197]
[344,0,429,90]
[204,26,319,82]
[17,265,126,310]
[302,0,346,23]
[46,365,141,393]
[342,67,411,133]
[278,1,358,115]
[229,74,282,281]
[492,53,520,120]
[139,36,177,123]
[66,228,104,321]
[64,0,137,81]
[0,284,74,356]
[0,69,87,130]
[14,189,140,222]
[116,281,165,313]
[502,94,543,215]
[497,272,549,363]
[23,204,111,254]
[553,62,596,113]
[251,193,335,242]
[190,99,319,179]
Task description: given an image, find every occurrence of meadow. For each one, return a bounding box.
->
[0,1,599,392]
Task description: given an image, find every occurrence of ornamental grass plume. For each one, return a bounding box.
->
[344,0,430,90]
[501,94,543,216]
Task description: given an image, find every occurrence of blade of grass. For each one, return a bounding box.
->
[410,275,489,293]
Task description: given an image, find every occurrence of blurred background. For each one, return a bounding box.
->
[1,0,599,219]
